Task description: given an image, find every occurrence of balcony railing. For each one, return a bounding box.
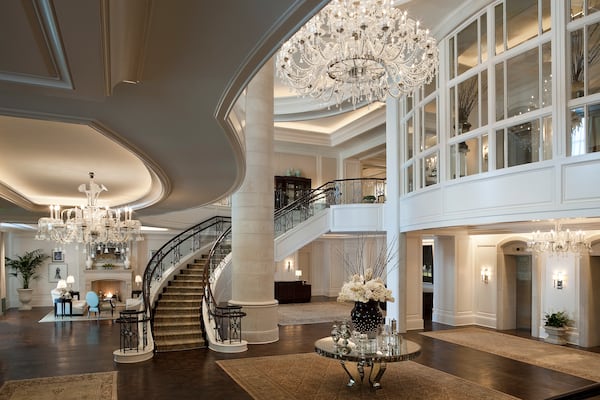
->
[274,178,386,236]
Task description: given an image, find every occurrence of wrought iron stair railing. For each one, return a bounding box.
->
[138,178,386,350]
[141,216,231,331]
[202,226,246,344]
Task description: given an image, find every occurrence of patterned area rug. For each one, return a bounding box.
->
[38,310,118,323]
[278,301,353,325]
[0,372,117,400]
[217,352,518,399]
[421,327,600,382]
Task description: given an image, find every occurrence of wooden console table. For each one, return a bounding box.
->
[274,281,311,303]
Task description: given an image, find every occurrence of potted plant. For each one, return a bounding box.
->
[543,311,570,345]
[5,249,49,310]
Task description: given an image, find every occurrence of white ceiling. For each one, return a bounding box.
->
[4,0,563,235]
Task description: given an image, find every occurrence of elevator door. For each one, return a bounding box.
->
[515,255,532,330]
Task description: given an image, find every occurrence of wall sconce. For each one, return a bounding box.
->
[481,268,490,284]
[135,275,143,288]
[553,272,564,289]
[286,259,293,271]
[295,270,303,281]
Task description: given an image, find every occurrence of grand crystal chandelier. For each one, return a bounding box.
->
[276,0,439,108]
[36,172,143,246]
[527,221,591,254]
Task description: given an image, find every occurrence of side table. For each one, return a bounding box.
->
[54,297,73,318]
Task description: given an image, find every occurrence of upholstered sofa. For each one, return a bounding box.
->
[50,289,87,316]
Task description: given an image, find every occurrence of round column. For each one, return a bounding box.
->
[230,59,278,343]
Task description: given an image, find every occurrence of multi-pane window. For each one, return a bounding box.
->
[570,0,600,20]
[399,0,599,195]
[401,78,438,192]
[567,1,600,155]
[568,103,600,155]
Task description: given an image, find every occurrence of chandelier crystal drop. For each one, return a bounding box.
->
[527,221,591,255]
[276,0,439,108]
[36,172,143,246]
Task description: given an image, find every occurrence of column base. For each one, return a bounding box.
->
[228,300,279,344]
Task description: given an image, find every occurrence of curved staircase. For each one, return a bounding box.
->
[153,258,207,352]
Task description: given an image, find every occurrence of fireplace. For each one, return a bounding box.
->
[91,279,128,302]
[84,270,133,304]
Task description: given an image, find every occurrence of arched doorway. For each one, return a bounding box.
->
[497,240,534,333]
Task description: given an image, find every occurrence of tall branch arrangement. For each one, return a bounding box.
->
[337,235,397,303]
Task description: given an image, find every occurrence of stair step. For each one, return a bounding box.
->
[155,304,199,311]
[160,298,202,309]
[154,314,200,323]
[153,320,200,329]
[155,338,206,352]
[154,330,203,341]
[160,294,203,301]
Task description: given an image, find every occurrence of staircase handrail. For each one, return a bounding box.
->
[203,226,246,343]
[274,178,386,236]
[142,216,231,317]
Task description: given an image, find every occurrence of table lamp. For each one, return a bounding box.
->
[66,275,75,290]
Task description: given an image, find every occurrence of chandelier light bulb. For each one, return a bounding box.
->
[276,0,439,109]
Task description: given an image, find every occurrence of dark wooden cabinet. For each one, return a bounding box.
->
[274,176,311,209]
[274,281,311,303]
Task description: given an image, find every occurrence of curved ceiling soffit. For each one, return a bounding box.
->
[214,0,328,199]
[88,120,171,210]
[0,108,170,212]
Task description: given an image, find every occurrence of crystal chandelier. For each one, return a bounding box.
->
[276,0,439,108]
[527,221,591,254]
[36,172,143,247]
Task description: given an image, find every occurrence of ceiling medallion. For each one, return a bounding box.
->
[36,172,143,247]
[276,0,439,108]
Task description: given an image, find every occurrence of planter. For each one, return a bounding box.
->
[544,326,568,345]
[16,288,33,311]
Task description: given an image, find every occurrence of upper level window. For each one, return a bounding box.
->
[496,0,551,55]
[569,22,600,99]
[570,0,600,20]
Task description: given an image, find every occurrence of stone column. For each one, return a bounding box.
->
[229,59,279,343]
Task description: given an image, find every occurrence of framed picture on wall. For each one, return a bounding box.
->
[52,250,64,262]
[49,263,68,283]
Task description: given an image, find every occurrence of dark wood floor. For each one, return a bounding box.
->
[1,307,599,400]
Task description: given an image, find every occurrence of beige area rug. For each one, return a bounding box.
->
[278,301,353,325]
[421,327,600,382]
[38,310,119,323]
[0,371,117,400]
[217,352,518,400]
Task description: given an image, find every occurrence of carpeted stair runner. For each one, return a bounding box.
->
[153,258,207,352]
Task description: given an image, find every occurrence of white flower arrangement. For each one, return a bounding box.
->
[336,235,397,304]
[337,268,395,303]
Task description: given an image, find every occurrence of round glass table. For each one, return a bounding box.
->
[314,336,421,389]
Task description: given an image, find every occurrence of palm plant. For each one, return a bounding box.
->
[6,249,49,289]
